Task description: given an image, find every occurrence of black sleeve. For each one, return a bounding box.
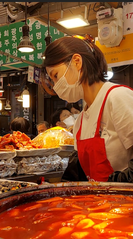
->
[62,150,88,181]
[108,159,133,183]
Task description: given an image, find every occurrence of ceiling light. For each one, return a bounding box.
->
[105,67,114,81]
[22,87,30,108]
[57,15,90,29]
[5,100,11,110]
[17,95,23,102]
[0,89,4,93]
[17,24,35,53]
[42,55,45,59]
[0,100,2,110]
[17,2,35,53]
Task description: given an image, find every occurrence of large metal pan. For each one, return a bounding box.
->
[0,181,133,214]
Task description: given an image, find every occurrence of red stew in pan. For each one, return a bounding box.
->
[0,194,133,239]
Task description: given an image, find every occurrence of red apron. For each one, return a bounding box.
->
[76,85,129,182]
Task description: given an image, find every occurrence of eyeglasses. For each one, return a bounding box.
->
[72,34,94,53]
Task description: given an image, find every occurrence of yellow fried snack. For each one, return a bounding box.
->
[32,126,74,148]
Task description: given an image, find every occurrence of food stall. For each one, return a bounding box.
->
[0,127,133,239]
[0,127,74,184]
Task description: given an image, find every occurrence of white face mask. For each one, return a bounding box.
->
[53,60,84,103]
[73,113,80,120]
[63,115,75,128]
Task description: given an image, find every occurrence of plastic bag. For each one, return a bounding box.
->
[60,158,69,171]
[0,159,17,177]
[32,126,74,148]
[17,154,62,175]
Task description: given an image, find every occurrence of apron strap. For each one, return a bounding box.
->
[95,84,132,137]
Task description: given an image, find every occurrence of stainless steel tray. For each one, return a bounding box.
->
[16,147,61,157]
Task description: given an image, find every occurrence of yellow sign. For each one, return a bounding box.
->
[95,33,133,67]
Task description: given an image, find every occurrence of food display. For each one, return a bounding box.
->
[17,154,64,175]
[0,129,73,180]
[33,126,74,148]
[0,192,133,239]
[0,131,43,150]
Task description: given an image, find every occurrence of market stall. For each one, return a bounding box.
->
[0,127,74,183]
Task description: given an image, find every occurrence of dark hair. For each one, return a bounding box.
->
[66,102,80,112]
[43,36,107,85]
[10,117,30,133]
[37,121,49,129]
[51,107,71,127]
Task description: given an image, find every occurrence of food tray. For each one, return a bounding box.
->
[0,150,16,160]
[59,145,74,151]
[58,145,74,157]
[16,147,61,157]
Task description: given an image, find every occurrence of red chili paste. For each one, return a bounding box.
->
[0,194,133,239]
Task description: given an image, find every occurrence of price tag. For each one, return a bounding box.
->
[123,2,133,35]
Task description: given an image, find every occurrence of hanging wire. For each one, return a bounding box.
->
[44,2,52,46]
[93,2,101,12]
[25,1,27,24]
[47,2,50,35]
[113,65,130,73]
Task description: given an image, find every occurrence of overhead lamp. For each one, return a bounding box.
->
[22,87,30,108]
[17,95,23,102]
[57,15,90,29]
[5,100,11,110]
[17,2,35,53]
[0,89,4,93]
[56,6,90,29]
[105,67,114,81]
[0,100,2,110]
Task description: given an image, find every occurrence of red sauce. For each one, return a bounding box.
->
[0,194,133,239]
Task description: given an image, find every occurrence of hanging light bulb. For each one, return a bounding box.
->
[5,100,11,110]
[105,67,114,81]
[17,94,23,102]
[22,87,30,108]
[17,24,35,52]
[17,2,35,53]
[0,89,4,93]
[0,100,2,110]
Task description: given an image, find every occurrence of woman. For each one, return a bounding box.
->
[51,107,75,133]
[37,121,49,135]
[66,102,81,120]
[43,36,133,182]
[10,117,35,139]
[10,117,30,134]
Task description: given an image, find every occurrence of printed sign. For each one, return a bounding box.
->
[0,20,64,69]
[28,66,34,83]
